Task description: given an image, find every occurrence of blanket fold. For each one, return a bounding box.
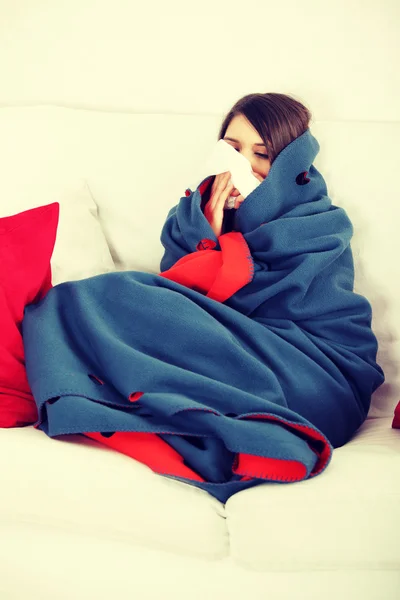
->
[160,231,254,302]
[22,129,384,503]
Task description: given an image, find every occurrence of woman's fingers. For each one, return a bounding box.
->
[234,194,245,209]
[210,172,231,207]
[204,171,233,237]
[219,178,234,204]
[214,172,231,192]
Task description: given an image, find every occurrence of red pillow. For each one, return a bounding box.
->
[393,401,400,429]
[0,203,59,427]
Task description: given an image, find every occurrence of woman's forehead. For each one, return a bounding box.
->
[225,115,265,145]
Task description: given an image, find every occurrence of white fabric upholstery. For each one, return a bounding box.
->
[0,426,227,560]
[0,419,399,598]
[1,521,399,600]
[226,418,400,571]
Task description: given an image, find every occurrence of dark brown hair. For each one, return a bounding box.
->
[218,92,312,163]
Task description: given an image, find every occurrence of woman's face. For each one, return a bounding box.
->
[223,113,271,198]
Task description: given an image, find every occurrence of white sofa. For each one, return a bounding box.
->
[0,106,399,600]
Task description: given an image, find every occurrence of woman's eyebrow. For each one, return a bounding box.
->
[224,137,267,147]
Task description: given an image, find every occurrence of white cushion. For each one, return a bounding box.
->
[1,419,398,575]
[0,426,227,559]
[50,180,116,285]
[225,417,400,571]
[1,524,399,600]
[0,178,115,285]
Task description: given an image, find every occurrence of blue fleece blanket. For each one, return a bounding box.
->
[22,129,384,503]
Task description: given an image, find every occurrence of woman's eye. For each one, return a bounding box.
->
[233,148,268,159]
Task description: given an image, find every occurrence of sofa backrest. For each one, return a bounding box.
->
[0,106,398,418]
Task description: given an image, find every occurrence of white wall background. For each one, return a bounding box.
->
[0,0,398,121]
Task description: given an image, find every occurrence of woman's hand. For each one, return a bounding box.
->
[204,171,265,236]
[204,171,234,238]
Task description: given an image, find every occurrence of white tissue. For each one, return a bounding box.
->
[196,140,261,209]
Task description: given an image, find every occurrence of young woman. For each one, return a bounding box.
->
[23,92,385,503]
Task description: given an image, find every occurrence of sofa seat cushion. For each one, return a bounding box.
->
[0,426,227,559]
[225,418,400,571]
